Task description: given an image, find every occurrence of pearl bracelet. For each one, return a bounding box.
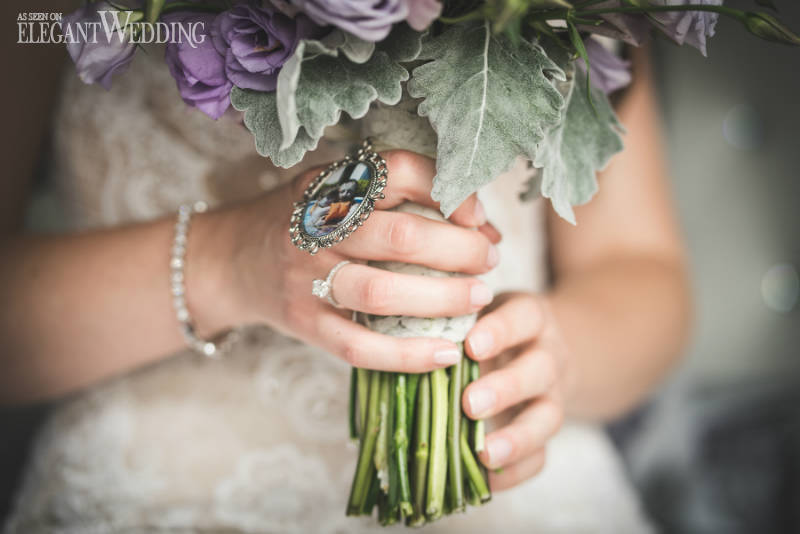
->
[171,201,239,358]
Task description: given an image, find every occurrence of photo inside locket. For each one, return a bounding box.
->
[302,162,372,238]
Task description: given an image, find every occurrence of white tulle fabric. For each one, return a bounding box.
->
[4,49,652,533]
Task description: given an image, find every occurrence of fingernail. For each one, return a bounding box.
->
[473,200,487,226]
[468,330,493,359]
[486,437,512,466]
[467,387,496,417]
[487,244,500,268]
[470,283,493,307]
[434,347,461,365]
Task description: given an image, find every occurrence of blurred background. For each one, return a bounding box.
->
[1,1,799,532]
[610,1,800,532]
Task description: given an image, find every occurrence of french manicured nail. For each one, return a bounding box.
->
[467,387,496,417]
[486,437,512,466]
[487,244,500,268]
[470,283,493,307]
[468,330,493,359]
[474,200,487,226]
[434,347,461,365]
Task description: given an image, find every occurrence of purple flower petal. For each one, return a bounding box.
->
[62,1,137,90]
[406,0,441,31]
[213,2,325,92]
[651,0,722,56]
[289,0,408,42]
[164,12,232,119]
[578,37,632,95]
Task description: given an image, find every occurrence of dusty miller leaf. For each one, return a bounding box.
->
[407,22,566,216]
[276,30,377,150]
[376,22,425,63]
[235,26,423,167]
[230,88,320,168]
[531,66,624,224]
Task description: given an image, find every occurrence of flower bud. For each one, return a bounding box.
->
[743,12,800,46]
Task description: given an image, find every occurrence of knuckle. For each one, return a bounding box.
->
[341,341,365,367]
[359,274,394,313]
[501,370,524,404]
[394,342,417,372]
[387,215,418,255]
[545,402,565,432]
[536,353,559,391]
[468,234,491,268]
[523,297,545,331]
[384,150,418,176]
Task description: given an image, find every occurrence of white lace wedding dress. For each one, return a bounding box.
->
[4,50,653,534]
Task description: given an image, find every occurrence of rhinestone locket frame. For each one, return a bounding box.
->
[289,139,388,255]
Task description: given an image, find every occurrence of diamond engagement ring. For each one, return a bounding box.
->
[312,260,351,308]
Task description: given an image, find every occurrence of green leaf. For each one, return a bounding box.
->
[275,30,376,150]
[376,23,425,63]
[530,67,624,224]
[755,0,778,11]
[263,26,421,162]
[566,19,597,115]
[407,21,566,217]
[743,11,800,45]
[230,88,320,168]
[145,0,165,23]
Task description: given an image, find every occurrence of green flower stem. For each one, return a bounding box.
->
[426,368,449,520]
[406,373,421,439]
[348,367,358,441]
[347,371,381,515]
[374,372,391,493]
[410,373,431,527]
[465,474,481,507]
[524,3,747,25]
[447,357,465,513]
[460,415,491,503]
[362,471,379,515]
[575,4,745,21]
[469,361,486,453]
[394,374,414,517]
[357,368,369,439]
[386,375,400,523]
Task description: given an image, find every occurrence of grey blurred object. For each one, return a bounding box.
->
[615,1,800,533]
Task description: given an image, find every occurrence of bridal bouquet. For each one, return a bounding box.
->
[63,0,798,526]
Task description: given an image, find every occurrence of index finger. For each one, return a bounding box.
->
[317,312,463,373]
[377,150,487,228]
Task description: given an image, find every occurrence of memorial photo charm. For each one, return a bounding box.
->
[289,140,387,254]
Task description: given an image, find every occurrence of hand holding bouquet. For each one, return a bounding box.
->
[62,0,798,526]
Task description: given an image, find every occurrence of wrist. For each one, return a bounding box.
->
[182,203,256,337]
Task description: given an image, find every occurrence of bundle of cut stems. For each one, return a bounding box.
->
[346,349,491,526]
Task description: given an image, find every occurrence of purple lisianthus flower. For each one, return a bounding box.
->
[212,2,323,92]
[577,0,651,46]
[406,0,442,31]
[578,37,632,95]
[165,13,232,120]
[289,0,408,42]
[651,0,723,56]
[62,2,137,90]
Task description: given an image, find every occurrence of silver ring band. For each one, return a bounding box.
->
[312,260,351,308]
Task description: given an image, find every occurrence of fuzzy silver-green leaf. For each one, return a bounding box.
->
[236,26,423,167]
[231,88,320,168]
[407,22,566,217]
[532,67,624,224]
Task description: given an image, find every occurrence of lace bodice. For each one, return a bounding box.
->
[4,47,652,533]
